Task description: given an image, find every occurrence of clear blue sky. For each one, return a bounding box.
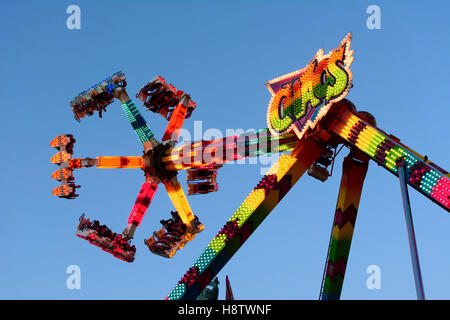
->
[1,0,449,299]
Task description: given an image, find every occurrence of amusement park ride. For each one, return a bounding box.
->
[51,34,449,300]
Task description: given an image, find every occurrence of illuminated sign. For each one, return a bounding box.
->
[266,33,354,139]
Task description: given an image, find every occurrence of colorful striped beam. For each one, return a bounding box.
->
[121,99,156,145]
[167,137,326,300]
[163,177,204,247]
[127,180,158,226]
[328,108,450,211]
[162,100,188,143]
[54,156,143,169]
[162,129,298,171]
[164,178,198,226]
[390,136,449,179]
[320,153,369,300]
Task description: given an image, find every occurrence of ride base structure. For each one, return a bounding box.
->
[51,34,449,299]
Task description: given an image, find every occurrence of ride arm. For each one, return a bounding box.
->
[326,105,449,212]
[122,176,159,239]
[162,129,299,171]
[319,151,369,300]
[167,136,328,300]
[115,87,159,152]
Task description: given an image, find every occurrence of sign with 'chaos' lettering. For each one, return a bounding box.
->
[266,33,354,139]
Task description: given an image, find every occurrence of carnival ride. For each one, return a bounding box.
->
[165,34,449,300]
[51,33,449,299]
[51,72,297,262]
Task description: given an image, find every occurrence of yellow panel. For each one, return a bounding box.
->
[266,154,297,179]
[164,179,195,224]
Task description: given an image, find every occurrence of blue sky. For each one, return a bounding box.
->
[1,0,449,299]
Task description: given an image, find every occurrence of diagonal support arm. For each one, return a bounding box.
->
[123,176,159,239]
[161,96,190,144]
[116,88,159,152]
[163,177,200,231]
[320,151,369,300]
[167,137,327,300]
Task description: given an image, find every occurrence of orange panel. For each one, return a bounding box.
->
[97,156,144,169]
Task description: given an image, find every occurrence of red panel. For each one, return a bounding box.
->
[127,182,158,226]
